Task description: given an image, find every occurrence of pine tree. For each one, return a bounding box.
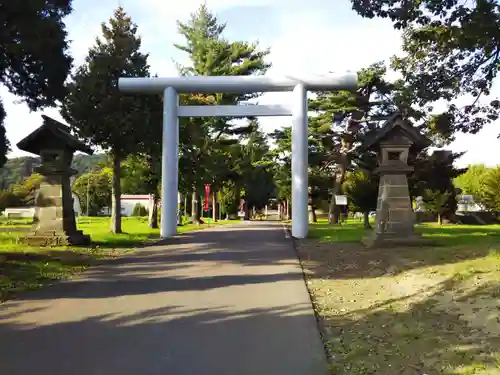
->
[61,7,152,233]
[174,5,271,223]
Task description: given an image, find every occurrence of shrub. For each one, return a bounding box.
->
[132,203,148,217]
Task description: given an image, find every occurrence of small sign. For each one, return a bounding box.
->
[334,195,347,205]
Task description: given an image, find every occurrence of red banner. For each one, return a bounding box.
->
[204,184,211,211]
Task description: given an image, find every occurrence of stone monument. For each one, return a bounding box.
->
[362,112,431,248]
[17,115,93,246]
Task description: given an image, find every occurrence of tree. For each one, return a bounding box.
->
[0,1,73,167]
[0,189,19,211]
[239,123,276,215]
[61,7,152,233]
[72,168,112,216]
[269,126,292,220]
[454,164,490,198]
[350,0,500,138]
[11,173,44,206]
[422,189,452,225]
[308,63,396,224]
[132,203,148,217]
[343,170,379,228]
[476,166,500,215]
[121,154,161,228]
[174,5,271,223]
[409,150,465,219]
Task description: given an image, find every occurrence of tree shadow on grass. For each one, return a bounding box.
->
[317,277,500,374]
[297,238,500,279]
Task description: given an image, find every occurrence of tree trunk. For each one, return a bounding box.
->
[438,213,442,225]
[243,198,250,221]
[184,194,188,217]
[286,199,292,220]
[148,193,159,228]
[309,204,317,223]
[212,189,218,222]
[110,154,122,234]
[329,87,373,224]
[363,211,371,229]
[329,157,347,224]
[191,188,203,224]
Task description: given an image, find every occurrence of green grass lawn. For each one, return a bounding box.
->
[298,219,500,375]
[0,216,241,301]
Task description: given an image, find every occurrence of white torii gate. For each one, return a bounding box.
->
[118,73,358,239]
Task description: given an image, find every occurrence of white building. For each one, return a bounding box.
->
[4,193,83,218]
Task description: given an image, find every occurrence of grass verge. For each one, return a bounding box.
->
[298,220,500,374]
[0,216,241,301]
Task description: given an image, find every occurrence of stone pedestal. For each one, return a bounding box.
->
[21,168,91,246]
[362,172,427,248]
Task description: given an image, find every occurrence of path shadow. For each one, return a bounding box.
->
[0,304,327,375]
[10,224,301,301]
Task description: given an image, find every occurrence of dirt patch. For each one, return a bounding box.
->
[297,238,500,375]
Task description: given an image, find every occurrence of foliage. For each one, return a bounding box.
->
[131,203,148,217]
[121,155,159,195]
[410,150,465,216]
[477,166,500,214]
[0,0,74,168]
[0,154,106,190]
[0,190,20,211]
[343,170,378,214]
[72,168,112,216]
[11,173,44,206]
[351,0,500,139]
[453,164,490,198]
[422,188,452,224]
[61,7,153,233]
[269,126,292,202]
[239,122,276,210]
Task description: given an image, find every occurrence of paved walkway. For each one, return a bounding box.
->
[0,222,329,375]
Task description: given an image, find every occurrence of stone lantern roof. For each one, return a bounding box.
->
[16,115,93,156]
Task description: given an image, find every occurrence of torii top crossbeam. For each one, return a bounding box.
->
[118,72,358,94]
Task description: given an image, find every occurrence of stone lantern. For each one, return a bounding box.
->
[17,115,93,246]
[362,112,431,248]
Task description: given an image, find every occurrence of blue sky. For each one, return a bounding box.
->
[2,0,499,167]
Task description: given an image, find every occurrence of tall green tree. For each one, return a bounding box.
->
[121,154,161,228]
[422,188,452,225]
[409,150,465,219]
[478,167,500,214]
[454,164,490,198]
[0,0,73,166]
[350,0,500,138]
[174,5,271,222]
[343,170,378,228]
[61,7,152,233]
[240,122,275,215]
[72,168,113,216]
